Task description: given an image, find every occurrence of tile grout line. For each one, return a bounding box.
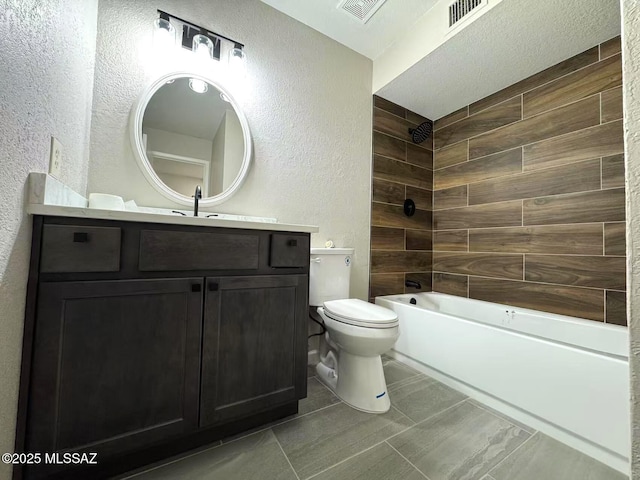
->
[385,398,471,443]
[599,91,603,124]
[272,430,302,480]
[436,156,608,194]
[119,439,224,478]
[452,48,612,122]
[440,92,602,153]
[434,115,622,168]
[485,431,539,478]
[600,157,604,190]
[373,127,433,152]
[385,441,432,480]
[467,400,536,435]
[372,174,434,189]
[224,402,344,446]
[433,220,623,231]
[373,151,435,171]
[430,271,621,295]
[431,251,620,258]
[388,403,421,425]
[432,183,624,215]
[304,440,388,480]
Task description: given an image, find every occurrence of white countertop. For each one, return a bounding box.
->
[27,173,319,233]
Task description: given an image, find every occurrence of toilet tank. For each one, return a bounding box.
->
[309,248,354,306]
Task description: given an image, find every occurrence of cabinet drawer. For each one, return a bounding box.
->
[269,234,309,268]
[41,225,121,273]
[139,230,259,271]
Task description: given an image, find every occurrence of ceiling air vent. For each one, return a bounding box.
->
[337,0,388,24]
[448,0,485,28]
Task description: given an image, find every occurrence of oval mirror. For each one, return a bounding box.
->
[130,72,252,206]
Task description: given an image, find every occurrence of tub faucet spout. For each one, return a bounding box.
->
[405,280,422,289]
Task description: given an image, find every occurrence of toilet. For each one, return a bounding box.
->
[310,248,399,413]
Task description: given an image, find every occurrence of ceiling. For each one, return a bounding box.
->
[261,0,621,122]
[259,0,439,59]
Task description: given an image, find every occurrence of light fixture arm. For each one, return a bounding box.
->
[157,10,245,61]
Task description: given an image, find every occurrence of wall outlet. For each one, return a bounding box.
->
[49,136,63,178]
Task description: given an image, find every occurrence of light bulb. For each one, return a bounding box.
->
[153,18,176,50]
[228,46,246,77]
[189,78,208,94]
[192,34,214,60]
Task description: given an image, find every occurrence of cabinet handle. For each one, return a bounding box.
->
[208,282,219,292]
[73,232,90,243]
[191,284,202,292]
[287,239,298,247]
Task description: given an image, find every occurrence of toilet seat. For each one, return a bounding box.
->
[323,299,398,329]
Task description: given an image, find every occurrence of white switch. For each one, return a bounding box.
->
[49,136,63,178]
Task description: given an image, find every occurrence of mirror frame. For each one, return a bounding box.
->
[130,71,253,207]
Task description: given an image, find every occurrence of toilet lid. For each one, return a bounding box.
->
[323,299,398,328]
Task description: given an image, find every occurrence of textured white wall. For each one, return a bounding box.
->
[624,0,640,477]
[88,0,373,299]
[0,1,98,478]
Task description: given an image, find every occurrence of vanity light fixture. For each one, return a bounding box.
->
[155,10,245,64]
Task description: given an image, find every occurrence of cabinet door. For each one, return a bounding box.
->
[26,279,203,461]
[201,275,308,427]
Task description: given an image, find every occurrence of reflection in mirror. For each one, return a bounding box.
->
[142,77,245,198]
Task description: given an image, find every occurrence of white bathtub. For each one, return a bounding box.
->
[376,292,629,474]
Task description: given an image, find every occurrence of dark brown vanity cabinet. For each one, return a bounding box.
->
[27,279,203,457]
[16,216,310,480]
[201,275,308,426]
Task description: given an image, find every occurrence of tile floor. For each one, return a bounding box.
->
[122,357,627,480]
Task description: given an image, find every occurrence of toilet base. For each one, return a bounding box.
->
[316,350,390,414]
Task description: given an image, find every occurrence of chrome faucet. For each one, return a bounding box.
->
[193,185,202,217]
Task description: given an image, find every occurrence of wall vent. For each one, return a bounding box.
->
[337,0,388,24]
[448,0,485,28]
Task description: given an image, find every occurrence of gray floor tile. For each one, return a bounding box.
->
[310,442,426,480]
[298,377,341,416]
[489,433,628,480]
[117,442,222,479]
[390,376,467,423]
[273,402,414,479]
[308,364,317,378]
[467,399,535,434]
[388,401,530,480]
[222,377,340,444]
[383,358,422,386]
[130,430,297,480]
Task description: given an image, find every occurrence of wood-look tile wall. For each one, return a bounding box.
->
[432,36,626,325]
[370,96,434,300]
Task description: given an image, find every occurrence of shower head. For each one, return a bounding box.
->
[408,121,433,144]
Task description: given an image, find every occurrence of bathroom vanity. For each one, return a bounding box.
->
[13,55,320,478]
[15,207,315,479]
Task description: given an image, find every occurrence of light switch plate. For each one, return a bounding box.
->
[49,136,63,178]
